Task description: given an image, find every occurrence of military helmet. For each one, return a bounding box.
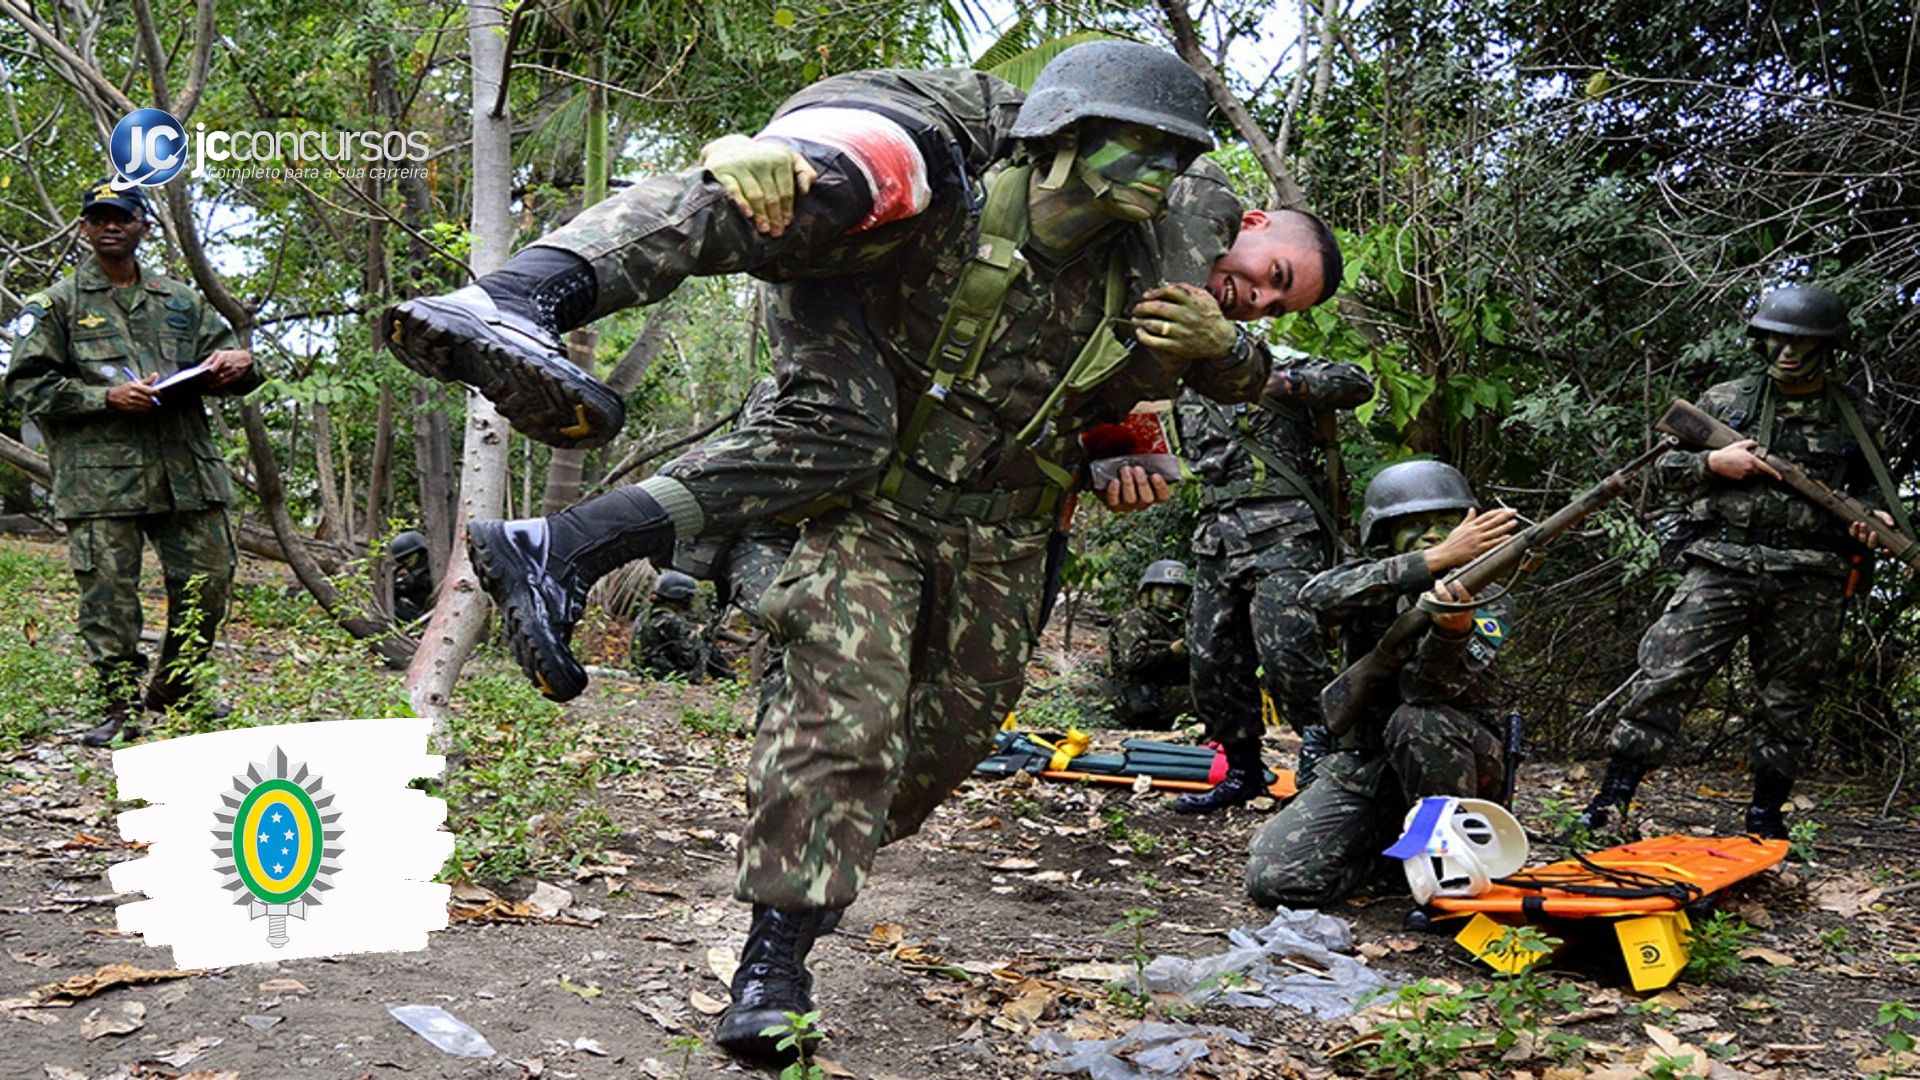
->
[1009,40,1214,153]
[390,530,428,560]
[654,570,697,602]
[1360,461,1478,548]
[1747,285,1849,340]
[1137,559,1192,593]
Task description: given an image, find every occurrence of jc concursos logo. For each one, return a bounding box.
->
[109,108,188,188]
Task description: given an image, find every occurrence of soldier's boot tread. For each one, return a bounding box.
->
[384,285,622,450]
[1174,764,1264,816]
[714,906,830,1064]
[468,487,675,702]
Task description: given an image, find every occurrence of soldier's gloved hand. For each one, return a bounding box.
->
[700,134,817,237]
[1426,578,1476,636]
[1851,510,1897,551]
[1707,439,1783,482]
[204,348,253,388]
[107,374,161,414]
[1101,464,1172,513]
[1132,283,1236,360]
[1424,507,1519,573]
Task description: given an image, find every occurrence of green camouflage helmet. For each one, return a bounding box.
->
[1747,285,1849,340]
[1138,558,1192,593]
[1009,40,1214,153]
[654,570,698,602]
[1360,461,1478,549]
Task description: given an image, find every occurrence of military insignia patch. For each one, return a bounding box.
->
[166,313,192,329]
[76,313,107,329]
[15,310,33,337]
[212,747,343,949]
[165,297,193,311]
[1473,611,1506,647]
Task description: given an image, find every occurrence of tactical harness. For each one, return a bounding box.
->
[871,163,1137,524]
[1724,373,1914,540]
[1189,395,1343,551]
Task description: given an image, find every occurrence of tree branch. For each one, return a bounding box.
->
[1156,0,1308,210]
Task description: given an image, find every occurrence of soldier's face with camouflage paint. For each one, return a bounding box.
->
[79,206,147,260]
[1209,210,1330,320]
[1389,510,1467,554]
[1142,584,1190,612]
[1071,120,1193,221]
[1761,333,1830,387]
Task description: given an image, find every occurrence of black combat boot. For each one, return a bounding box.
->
[1295,724,1334,792]
[714,905,833,1064]
[144,676,232,720]
[1744,772,1794,840]
[81,700,138,748]
[468,486,676,701]
[1175,740,1266,816]
[1570,757,1646,836]
[383,247,623,449]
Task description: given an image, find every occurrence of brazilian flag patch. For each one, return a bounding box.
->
[1473,610,1506,647]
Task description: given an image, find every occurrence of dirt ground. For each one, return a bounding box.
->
[5,538,1920,1079]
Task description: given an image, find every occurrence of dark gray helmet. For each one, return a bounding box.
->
[390,530,428,560]
[1360,461,1478,548]
[1747,285,1848,339]
[1009,40,1214,153]
[654,571,697,602]
[1138,558,1192,592]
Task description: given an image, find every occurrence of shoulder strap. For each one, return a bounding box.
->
[1829,383,1915,538]
[1208,396,1341,545]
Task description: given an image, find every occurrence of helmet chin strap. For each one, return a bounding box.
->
[1039,140,1080,192]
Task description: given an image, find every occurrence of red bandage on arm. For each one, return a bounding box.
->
[759,106,931,233]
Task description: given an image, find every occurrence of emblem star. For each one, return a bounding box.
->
[258,831,268,843]
[284,830,295,840]
[280,847,290,855]
[273,863,285,874]
[271,811,282,822]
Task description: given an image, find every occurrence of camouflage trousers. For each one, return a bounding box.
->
[1189,530,1331,746]
[740,501,1047,910]
[656,280,897,538]
[66,507,235,707]
[1609,560,1845,780]
[1245,703,1502,909]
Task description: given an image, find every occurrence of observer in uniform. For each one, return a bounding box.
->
[6,182,260,746]
[1171,349,1372,815]
[383,42,1345,1063]
[1575,285,1903,840]
[1245,461,1518,908]
[1105,558,1195,729]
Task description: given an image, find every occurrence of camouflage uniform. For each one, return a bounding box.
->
[671,379,799,619]
[1174,359,1372,750]
[1245,551,1510,908]
[1106,602,1192,728]
[524,69,1268,908]
[1608,374,1886,779]
[6,259,258,711]
[632,599,716,681]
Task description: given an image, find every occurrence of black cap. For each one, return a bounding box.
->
[82,179,148,217]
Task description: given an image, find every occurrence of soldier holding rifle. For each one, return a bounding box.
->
[1575,285,1908,840]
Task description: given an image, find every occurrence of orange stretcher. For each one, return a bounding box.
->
[1426,835,1788,990]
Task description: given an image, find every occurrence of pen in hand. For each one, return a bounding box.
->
[121,367,162,407]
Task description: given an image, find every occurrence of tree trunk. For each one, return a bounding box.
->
[311,401,345,542]
[413,382,457,584]
[405,0,517,720]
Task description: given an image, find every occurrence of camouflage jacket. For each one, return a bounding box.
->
[1174,356,1373,557]
[7,259,259,519]
[565,68,1270,517]
[1658,372,1887,575]
[673,377,802,576]
[634,604,711,680]
[1302,550,1510,747]
[1108,604,1187,684]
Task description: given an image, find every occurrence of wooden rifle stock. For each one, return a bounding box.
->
[1655,398,1918,571]
[1320,440,1674,737]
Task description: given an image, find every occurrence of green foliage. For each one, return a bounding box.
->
[1877,1000,1918,1056]
[1358,936,1585,1077]
[1644,1054,1697,1080]
[757,1010,824,1078]
[1682,912,1753,984]
[1788,818,1823,864]
[1103,906,1159,1017]
[1358,980,1492,1077]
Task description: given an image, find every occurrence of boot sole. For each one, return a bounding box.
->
[468,520,590,702]
[384,297,624,450]
[714,1004,814,1065]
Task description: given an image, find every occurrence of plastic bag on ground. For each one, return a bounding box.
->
[1138,907,1389,1019]
[1032,1021,1252,1080]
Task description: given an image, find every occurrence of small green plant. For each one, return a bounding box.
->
[1645,1053,1696,1080]
[678,678,745,738]
[1682,911,1753,984]
[1103,907,1159,1017]
[1877,1000,1919,1054]
[665,1034,704,1079]
[1484,927,1586,1061]
[1537,796,1595,851]
[1818,925,1852,954]
[1357,980,1490,1078]
[1788,818,1823,863]
[758,1010,824,1079]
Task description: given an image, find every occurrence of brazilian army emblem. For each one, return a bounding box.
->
[211,747,343,948]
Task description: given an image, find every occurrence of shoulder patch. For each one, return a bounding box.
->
[23,292,50,310]
[164,297,194,312]
[1472,610,1506,647]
